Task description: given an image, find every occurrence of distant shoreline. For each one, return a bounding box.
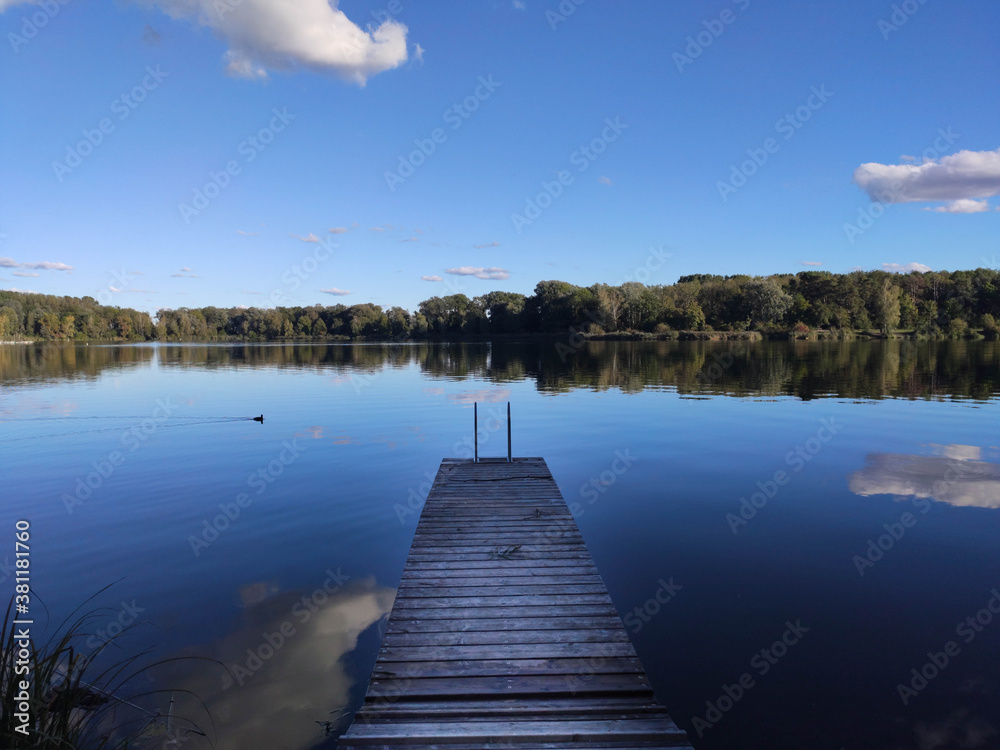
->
[2,330,981,345]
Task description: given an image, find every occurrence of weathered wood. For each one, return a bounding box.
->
[378,642,637,662]
[384,615,626,634]
[338,458,692,750]
[382,628,630,647]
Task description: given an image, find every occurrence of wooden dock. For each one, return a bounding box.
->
[339,457,693,749]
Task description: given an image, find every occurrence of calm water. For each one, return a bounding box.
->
[2,340,999,750]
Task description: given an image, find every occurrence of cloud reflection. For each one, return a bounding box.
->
[849,445,1000,509]
[163,577,393,750]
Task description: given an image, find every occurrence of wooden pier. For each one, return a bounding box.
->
[339,457,693,749]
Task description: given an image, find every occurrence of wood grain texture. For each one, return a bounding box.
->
[339,458,693,749]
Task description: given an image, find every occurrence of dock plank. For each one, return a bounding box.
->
[338,458,692,749]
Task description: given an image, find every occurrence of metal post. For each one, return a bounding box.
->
[507,402,512,462]
[474,402,478,463]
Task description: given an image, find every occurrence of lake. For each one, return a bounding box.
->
[2,339,999,750]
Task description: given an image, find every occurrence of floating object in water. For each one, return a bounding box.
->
[253,414,264,423]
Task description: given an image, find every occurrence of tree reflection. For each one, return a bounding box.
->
[2,340,998,401]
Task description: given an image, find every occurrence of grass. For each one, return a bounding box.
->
[1,586,215,749]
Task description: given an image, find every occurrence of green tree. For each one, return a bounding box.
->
[876,279,901,334]
[742,278,792,327]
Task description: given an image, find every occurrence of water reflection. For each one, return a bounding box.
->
[162,577,393,750]
[0,342,154,386]
[849,445,1000,508]
[2,340,997,401]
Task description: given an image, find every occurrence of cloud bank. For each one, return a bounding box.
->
[132,0,410,84]
[446,266,510,280]
[0,256,73,271]
[853,148,1000,208]
[923,199,991,214]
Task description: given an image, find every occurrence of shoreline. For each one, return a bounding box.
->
[1,330,985,346]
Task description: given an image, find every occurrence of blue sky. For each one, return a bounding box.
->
[1,0,998,315]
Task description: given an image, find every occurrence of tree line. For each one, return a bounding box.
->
[2,268,999,342]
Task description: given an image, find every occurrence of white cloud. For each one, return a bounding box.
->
[328,227,348,234]
[473,241,500,249]
[131,0,410,84]
[2,287,38,294]
[923,198,990,214]
[800,261,823,267]
[882,262,932,273]
[413,43,424,65]
[853,148,1000,205]
[172,272,199,278]
[850,451,1000,509]
[400,236,419,243]
[237,229,259,236]
[446,266,510,281]
[420,275,443,282]
[11,271,40,277]
[291,233,321,243]
[598,175,613,185]
[370,227,385,232]
[513,0,525,8]
[0,256,73,271]
[320,287,351,295]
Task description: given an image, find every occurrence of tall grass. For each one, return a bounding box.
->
[1,587,215,749]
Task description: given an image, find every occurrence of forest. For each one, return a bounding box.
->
[2,268,999,342]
